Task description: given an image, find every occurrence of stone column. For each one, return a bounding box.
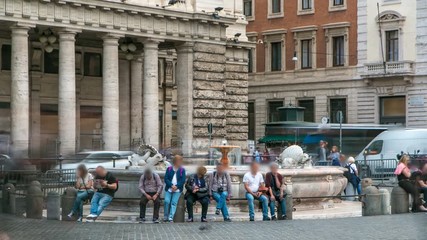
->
[102,34,121,151]
[130,56,143,144]
[176,43,194,156]
[58,30,78,156]
[142,39,161,149]
[10,24,32,159]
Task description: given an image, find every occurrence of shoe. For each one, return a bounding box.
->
[249,217,254,221]
[76,217,82,222]
[201,218,208,222]
[271,215,277,221]
[281,214,287,220]
[215,209,221,215]
[139,218,146,223]
[86,219,95,223]
[86,214,98,220]
[224,218,232,222]
[186,218,193,222]
[163,218,169,222]
[263,217,271,221]
[153,219,160,224]
[67,212,74,219]
[169,218,174,223]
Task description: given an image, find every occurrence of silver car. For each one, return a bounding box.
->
[54,151,134,170]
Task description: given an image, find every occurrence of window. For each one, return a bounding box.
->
[0,102,11,134]
[329,98,347,123]
[298,99,315,122]
[248,49,253,73]
[302,0,312,10]
[268,101,283,122]
[366,140,383,155]
[84,52,102,77]
[271,42,282,71]
[333,36,345,67]
[301,39,312,69]
[244,0,253,18]
[333,0,344,6]
[248,102,255,140]
[1,44,11,70]
[380,96,405,125]
[386,30,399,62]
[44,49,59,74]
[272,0,281,13]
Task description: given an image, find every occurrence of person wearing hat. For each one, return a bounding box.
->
[185,166,210,222]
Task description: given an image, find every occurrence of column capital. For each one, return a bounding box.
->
[100,33,123,46]
[141,38,163,50]
[176,42,194,53]
[10,22,34,36]
[58,29,80,42]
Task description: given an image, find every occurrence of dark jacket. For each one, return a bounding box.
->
[185,174,208,199]
[164,166,186,192]
[265,172,284,197]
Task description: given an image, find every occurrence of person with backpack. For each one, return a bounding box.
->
[208,162,232,222]
[86,166,118,222]
[67,164,93,222]
[344,157,361,200]
[163,155,186,222]
[138,168,163,223]
[185,166,210,222]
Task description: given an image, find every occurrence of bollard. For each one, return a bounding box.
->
[362,186,381,216]
[361,178,373,192]
[26,181,43,219]
[284,184,293,220]
[379,188,391,215]
[173,194,185,223]
[2,183,16,214]
[61,187,77,221]
[391,186,409,214]
[47,191,61,220]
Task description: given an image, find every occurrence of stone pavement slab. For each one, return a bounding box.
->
[0,213,425,240]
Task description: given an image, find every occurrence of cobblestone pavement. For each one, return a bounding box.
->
[0,213,425,240]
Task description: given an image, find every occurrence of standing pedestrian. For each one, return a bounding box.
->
[163,155,186,222]
[329,146,341,166]
[316,140,328,163]
[253,147,261,163]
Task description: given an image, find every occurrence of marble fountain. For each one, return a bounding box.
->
[109,144,347,211]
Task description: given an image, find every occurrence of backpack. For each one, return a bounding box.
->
[167,166,183,177]
[343,164,353,182]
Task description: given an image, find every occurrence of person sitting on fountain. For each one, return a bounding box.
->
[243,161,270,221]
[86,166,117,222]
[328,146,341,166]
[163,155,186,222]
[185,166,210,222]
[138,167,163,223]
[265,162,286,220]
[209,162,232,222]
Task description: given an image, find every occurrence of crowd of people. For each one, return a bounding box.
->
[66,156,287,223]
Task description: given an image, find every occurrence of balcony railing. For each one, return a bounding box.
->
[363,61,415,77]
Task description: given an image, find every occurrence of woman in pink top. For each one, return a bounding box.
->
[394,155,427,212]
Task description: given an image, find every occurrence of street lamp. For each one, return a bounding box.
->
[292,51,298,62]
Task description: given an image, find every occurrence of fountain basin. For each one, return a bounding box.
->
[107,165,347,211]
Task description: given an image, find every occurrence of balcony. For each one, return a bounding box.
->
[362,61,415,79]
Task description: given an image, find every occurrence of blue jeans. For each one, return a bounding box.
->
[164,191,181,220]
[245,192,268,219]
[421,187,427,204]
[212,191,229,219]
[269,195,286,217]
[72,190,93,217]
[89,192,113,216]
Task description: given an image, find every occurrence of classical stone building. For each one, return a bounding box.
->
[246,0,427,144]
[245,0,358,141]
[0,0,251,158]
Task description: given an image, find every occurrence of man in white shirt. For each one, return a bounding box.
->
[243,162,270,221]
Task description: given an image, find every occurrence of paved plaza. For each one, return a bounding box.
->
[0,213,425,240]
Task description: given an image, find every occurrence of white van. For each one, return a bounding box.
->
[355,129,427,176]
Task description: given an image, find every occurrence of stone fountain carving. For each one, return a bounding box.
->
[128,144,171,170]
[277,145,313,169]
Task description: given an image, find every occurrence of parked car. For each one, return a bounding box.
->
[355,129,427,177]
[54,151,135,170]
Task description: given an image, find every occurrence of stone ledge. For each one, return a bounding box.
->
[194,43,226,54]
[194,52,227,64]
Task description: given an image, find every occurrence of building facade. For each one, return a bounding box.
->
[247,0,427,144]
[246,0,358,141]
[0,0,251,158]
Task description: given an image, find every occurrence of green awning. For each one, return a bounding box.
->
[258,135,304,144]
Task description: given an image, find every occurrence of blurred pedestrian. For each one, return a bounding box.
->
[185,166,209,222]
[209,162,232,222]
[163,155,186,222]
[138,168,163,223]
